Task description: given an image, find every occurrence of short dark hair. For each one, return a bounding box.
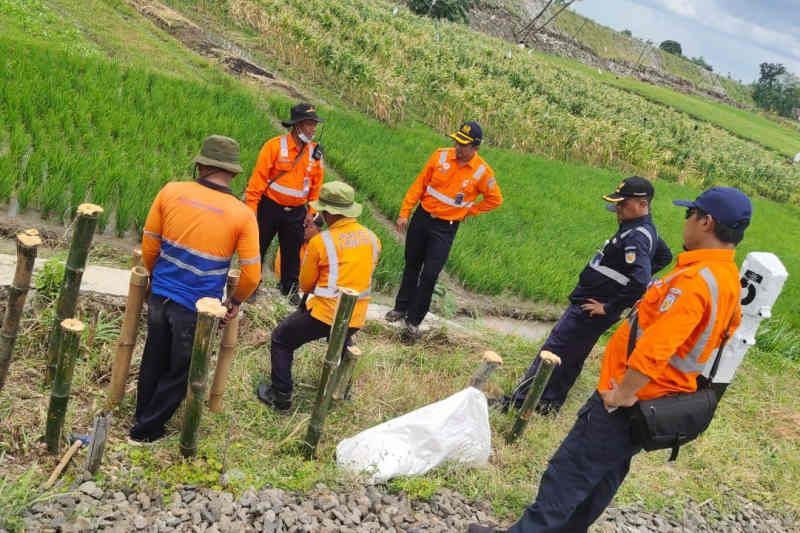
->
[693,208,745,244]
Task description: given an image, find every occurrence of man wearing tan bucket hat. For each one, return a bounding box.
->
[131,135,261,443]
[256,181,381,412]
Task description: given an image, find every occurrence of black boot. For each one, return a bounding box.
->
[256,382,292,413]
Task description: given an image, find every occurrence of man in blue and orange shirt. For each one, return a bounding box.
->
[385,122,502,342]
[245,103,324,302]
[131,135,261,443]
[470,187,751,532]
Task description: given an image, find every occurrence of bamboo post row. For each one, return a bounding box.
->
[45,203,103,385]
[330,345,362,401]
[469,350,504,390]
[0,229,42,393]
[303,288,359,458]
[180,297,226,458]
[508,350,561,443]
[209,270,241,413]
[106,266,149,409]
[45,318,85,454]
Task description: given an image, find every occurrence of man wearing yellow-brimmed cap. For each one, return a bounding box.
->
[256,181,381,412]
[386,121,503,342]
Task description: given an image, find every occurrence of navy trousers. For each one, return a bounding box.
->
[270,308,357,395]
[131,295,197,441]
[508,393,641,532]
[512,304,619,408]
[256,196,306,294]
[394,207,459,326]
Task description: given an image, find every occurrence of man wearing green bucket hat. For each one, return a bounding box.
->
[256,181,381,412]
[131,135,261,443]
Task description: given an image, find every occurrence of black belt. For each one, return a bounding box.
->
[420,207,458,225]
[263,196,304,212]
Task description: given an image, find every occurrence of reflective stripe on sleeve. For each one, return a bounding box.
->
[669,267,719,373]
[239,256,260,266]
[143,230,162,240]
[280,135,288,159]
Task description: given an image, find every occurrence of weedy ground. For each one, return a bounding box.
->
[1,269,798,530]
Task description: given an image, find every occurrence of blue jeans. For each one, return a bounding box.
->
[508,393,642,532]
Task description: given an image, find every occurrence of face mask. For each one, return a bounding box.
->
[298,131,313,144]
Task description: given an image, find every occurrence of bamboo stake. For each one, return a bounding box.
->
[0,229,42,393]
[208,271,241,413]
[45,319,85,454]
[105,266,149,409]
[45,204,103,386]
[130,248,143,269]
[508,350,561,443]
[330,345,362,401]
[303,288,359,457]
[469,350,504,390]
[180,298,226,458]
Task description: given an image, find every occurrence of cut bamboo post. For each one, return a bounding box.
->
[209,271,241,413]
[106,266,149,409]
[130,248,143,269]
[45,203,103,386]
[508,350,561,443]
[45,319,85,454]
[0,229,42,393]
[330,345,362,401]
[303,288,359,457]
[179,297,226,458]
[84,411,111,475]
[469,350,504,390]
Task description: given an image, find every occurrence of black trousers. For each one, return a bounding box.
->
[131,295,197,440]
[508,393,641,532]
[512,304,620,409]
[257,196,306,294]
[394,207,459,326]
[270,308,357,395]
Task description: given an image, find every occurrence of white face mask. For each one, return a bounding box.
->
[298,131,313,144]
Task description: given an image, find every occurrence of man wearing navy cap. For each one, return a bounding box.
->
[502,176,672,415]
[470,186,752,533]
[386,121,503,342]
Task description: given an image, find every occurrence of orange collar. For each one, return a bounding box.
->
[327,218,357,231]
[676,248,736,267]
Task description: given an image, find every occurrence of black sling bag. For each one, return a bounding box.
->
[625,313,733,461]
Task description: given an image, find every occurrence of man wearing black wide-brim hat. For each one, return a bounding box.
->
[245,103,325,303]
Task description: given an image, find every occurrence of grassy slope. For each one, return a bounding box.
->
[543,55,800,158]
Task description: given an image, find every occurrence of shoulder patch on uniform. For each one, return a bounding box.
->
[659,292,679,312]
[625,249,637,264]
[669,287,682,296]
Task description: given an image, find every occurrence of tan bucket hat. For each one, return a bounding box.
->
[193,135,243,174]
[309,181,362,218]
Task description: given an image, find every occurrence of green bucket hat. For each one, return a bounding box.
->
[309,181,362,218]
[194,135,243,174]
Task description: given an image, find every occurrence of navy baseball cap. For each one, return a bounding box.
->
[673,187,752,229]
[603,176,654,203]
[449,121,483,146]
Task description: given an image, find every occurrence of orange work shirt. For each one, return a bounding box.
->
[274,243,309,280]
[598,249,742,400]
[300,218,381,328]
[399,147,503,221]
[142,180,261,309]
[245,133,324,210]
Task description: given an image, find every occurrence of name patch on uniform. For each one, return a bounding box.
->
[624,246,637,264]
[659,293,678,312]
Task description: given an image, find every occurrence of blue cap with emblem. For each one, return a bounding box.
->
[449,121,483,146]
[673,186,752,229]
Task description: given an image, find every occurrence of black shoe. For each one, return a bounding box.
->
[128,427,165,445]
[287,291,301,307]
[384,309,405,322]
[256,382,292,412]
[534,400,562,417]
[401,322,422,344]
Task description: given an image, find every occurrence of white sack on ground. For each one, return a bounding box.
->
[336,387,491,483]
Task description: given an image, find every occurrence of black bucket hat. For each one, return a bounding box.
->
[281,103,324,128]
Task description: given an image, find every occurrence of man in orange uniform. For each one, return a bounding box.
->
[385,122,502,341]
[469,186,752,532]
[256,182,381,412]
[245,103,324,301]
[131,135,261,443]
